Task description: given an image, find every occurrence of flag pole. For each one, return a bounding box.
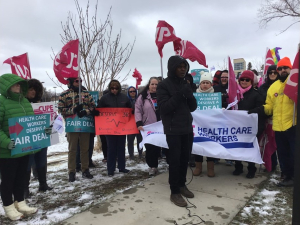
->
[262,47,269,84]
[160,57,164,79]
[78,40,82,104]
[292,43,300,225]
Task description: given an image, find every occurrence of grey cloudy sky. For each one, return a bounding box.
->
[0,0,299,92]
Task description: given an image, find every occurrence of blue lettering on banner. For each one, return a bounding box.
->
[193,137,254,148]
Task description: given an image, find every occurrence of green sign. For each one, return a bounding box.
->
[65,115,95,133]
[193,92,222,110]
[191,69,209,84]
[9,114,51,156]
[89,91,99,103]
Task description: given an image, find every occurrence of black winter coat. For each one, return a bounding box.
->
[157,56,197,135]
[213,83,228,108]
[97,92,132,109]
[238,87,265,137]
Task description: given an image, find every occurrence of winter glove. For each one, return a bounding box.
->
[91,109,100,116]
[77,110,87,118]
[8,140,15,150]
[180,84,194,99]
[44,127,52,135]
[73,104,83,114]
[248,106,264,114]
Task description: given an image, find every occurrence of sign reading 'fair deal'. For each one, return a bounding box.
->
[95,108,139,135]
[9,114,51,156]
[193,92,222,110]
[65,115,95,133]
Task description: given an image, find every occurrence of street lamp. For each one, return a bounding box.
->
[53,87,57,104]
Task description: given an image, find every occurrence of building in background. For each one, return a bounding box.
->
[233,58,246,78]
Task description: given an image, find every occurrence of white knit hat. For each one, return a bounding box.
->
[199,72,213,84]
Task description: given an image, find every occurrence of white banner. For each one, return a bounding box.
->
[31,102,59,145]
[140,109,263,164]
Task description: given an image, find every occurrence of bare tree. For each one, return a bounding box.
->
[258,0,300,34]
[217,58,228,70]
[49,0,135,92]
[252,57,264,72]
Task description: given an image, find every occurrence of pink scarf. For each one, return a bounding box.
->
[237,84,252,99]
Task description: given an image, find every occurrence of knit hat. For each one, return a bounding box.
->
[277,57,292,69]
[267,65,277,73]
[239,70,254,83]
[199,72,213,84]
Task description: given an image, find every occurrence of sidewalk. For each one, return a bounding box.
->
[62,161,267,225]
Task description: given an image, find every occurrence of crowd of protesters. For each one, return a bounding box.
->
[0,54,297,220]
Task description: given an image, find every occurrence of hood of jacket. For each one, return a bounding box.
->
[108,79,122,95]
[127,86,137,100]
[167,55,190,80]
[27,78,44,102]
[0,73,28,100]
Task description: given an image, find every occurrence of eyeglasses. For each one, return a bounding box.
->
[74,79,82,83]
[110,87,119,90]
[277,66,290,71]
[240,78,251,82]
[129,91,135,93]
[268,71,278,75]
[220,77,228,79]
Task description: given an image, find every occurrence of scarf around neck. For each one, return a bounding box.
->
[196,86,214,93]
[237,84,252,99]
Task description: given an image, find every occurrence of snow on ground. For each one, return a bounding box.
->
[0,132,167,225]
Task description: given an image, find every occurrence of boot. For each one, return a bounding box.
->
[37,166,53,192]
[192,162,202,176]
[170,194,187,207]
[232,161,243,175]
[207,161,215,177]
[3,203,23,221]
[24,171,31,199]
[14,200,38,215]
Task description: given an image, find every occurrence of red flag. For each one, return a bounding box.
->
[283,50,299,104]
[155,20,180,58]
[227,56,238,109]
[3,53,31,80]
[173,40,208,68]
[132,68,142,89]
[53,39,80,84]
[263,49,275,75]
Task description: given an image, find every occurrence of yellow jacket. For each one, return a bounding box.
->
[264,79,297,131]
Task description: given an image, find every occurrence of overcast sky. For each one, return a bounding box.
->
[0,0,299,92]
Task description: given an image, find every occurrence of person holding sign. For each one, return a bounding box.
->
[193,72,216,177]
[97,80,132,177]
[135,77,161,176]
[157,55,197,207]
[234,70,265,179]
[0,74,38,221]
[58,77,98,182]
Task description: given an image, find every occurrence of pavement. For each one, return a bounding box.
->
[62,161,267,225]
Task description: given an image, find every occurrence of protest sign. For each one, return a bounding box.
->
[193,92,221,110]
[31,102,59,145]
[53,114,64,133]
[65,115,95,133]
[9,114,51,156]
[139,109,263,164]
[95,108,139,135]
[190,69,209,84]
[89,91,99,103]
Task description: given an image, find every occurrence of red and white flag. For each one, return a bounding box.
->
[132,68,142,89]
[53,39,80,84]
[173,39,208,68]
[263,48,275,75]
[227,56,238,109]
[283,50,299,104]
[3,53,31,80]
[155,20,180,58]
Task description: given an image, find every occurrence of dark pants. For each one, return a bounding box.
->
[166,133,193,194]
[106,135,126,173]
[194,154,215,162]
[137,132,143,155]
[28,147,48,171]
[100,135,108,159]
[76,133,95,168]
[127,134,136,157]
[275,126,296,179]
[145,144,161,168]
[0,156,29,206]
[234,161,256,173]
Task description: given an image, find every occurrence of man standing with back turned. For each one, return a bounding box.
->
[157,55,197,207]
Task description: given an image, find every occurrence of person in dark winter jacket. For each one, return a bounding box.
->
[0,74,38,221]
[213,70,229,109]
[24,79,53,199]
[135,77,161,176]
[126,86,139,160]
[157,55,197,207]
[233,70,265,179]
[212,70,222,86]
[97,80,132,176]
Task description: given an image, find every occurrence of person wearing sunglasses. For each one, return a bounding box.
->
[193,72,216,177]
[259,57,295,187]
[97,80,132,176]
[58,77,98,182]
[233,70,265,179]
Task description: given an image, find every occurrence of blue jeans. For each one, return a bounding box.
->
[106,135,126,174]
[27,148,48,171]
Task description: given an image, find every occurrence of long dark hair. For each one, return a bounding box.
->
[139,77,159,99]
